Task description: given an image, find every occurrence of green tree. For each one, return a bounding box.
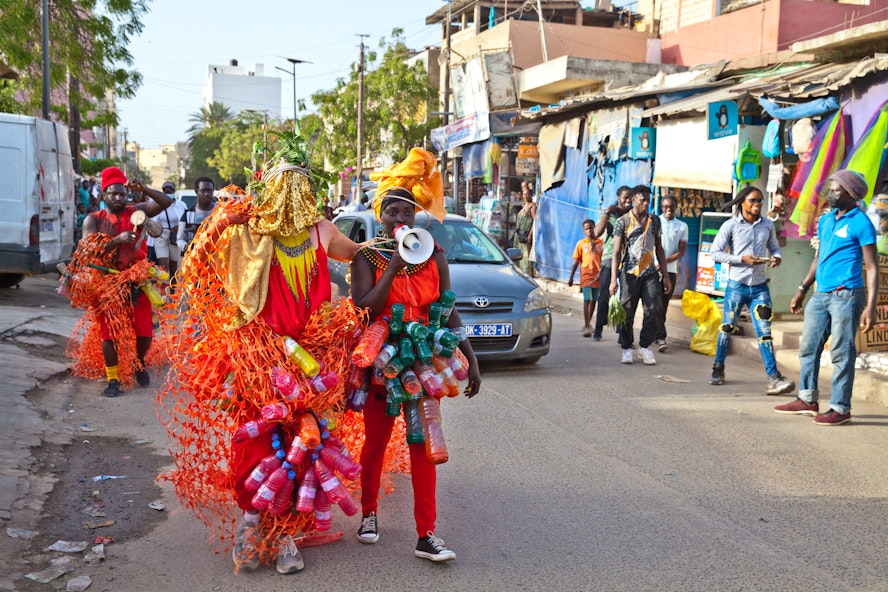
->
[187,101,233,146]
[311,28,440,173]
[0,0,147,120]
[208,112,271,187]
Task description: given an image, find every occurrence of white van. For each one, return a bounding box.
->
[0,113,75,287]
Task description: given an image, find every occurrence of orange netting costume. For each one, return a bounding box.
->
[61,234,171,386]
[156,180,409,567]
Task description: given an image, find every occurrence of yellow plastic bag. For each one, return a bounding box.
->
[681,290,721,356]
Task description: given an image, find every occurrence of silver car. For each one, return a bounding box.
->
[330,211,552,363]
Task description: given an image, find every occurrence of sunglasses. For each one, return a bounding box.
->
[746,198,764,204]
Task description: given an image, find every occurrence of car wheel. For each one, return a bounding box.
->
[516,356,541,365]
[0,273,25,289]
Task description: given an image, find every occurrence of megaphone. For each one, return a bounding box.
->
[394,224,435,265]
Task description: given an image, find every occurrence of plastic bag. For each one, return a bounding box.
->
[681,290,721,356]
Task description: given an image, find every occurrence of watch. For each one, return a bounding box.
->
[798,284,809,293]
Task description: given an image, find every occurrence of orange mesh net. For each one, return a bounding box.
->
[157,192,409,566]
[62,233,171,386]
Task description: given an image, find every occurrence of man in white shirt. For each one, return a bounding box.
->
[655,196,688,352]
[177,177,216,253]
[153,182,187,277]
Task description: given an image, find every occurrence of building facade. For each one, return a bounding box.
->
[203,59,281,118]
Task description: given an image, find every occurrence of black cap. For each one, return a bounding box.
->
[162,182,176,192]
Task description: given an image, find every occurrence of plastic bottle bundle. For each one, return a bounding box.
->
[419,396,449,465]
[312,487,333,531]
[319,444,361,481]
[267,468,296,516]
[252,465,289,511]
[243,453,283,493]
[294,464,318,512]
[313,457,359,515]
[352,318,390,368]
[413,361,445,399]
[432,355,461,397]
[282,336,321,378]
[403,399,425,444]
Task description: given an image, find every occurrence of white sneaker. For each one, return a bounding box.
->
[621,349,634,364]
[275,536,305,574]
[639,347,657,365]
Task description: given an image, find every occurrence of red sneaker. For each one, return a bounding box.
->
[813,409,851,426]
[774,398,819,416]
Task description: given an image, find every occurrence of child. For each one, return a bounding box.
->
[568,219,603,337]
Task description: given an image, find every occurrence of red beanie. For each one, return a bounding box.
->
[100,167,128,191]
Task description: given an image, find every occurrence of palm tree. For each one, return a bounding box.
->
[187,101,233,146]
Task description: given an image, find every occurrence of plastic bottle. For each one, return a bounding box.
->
[432,328,460,350]
[268,468,296,516]
[147,266,170,281]
[414,362,445,399]
[432,341,456,359]
[385,377,408,405]
[389,304,405,336]
[447,349,469,381]
[283,336,321,378]
[372,344,398,369]
[403,399,425,444]
[438,290,456,326]
[414,337,433,363]
[271,367,300,402]
[371,365,385,387]
[419,397,449,464]
[140,282,165,308]
[319,445,362,481]
[298,413,322,449]
[346,364,365,389]
[432,355,461,397]
[352,318,391,368]
[286,435,308,466]
[233,419,276,443]
[310,367,340,394]
[399,368,422,397]
[382,355,407,378]
[336,488,360,516]
[312,458,349,504]
[398,337,416,366]
[404,321,429,341]
[347,384,369,412]
[260,401,289,421]
[243,454,282,493]
[294,465,318,512]
[384,393,401,418]
[313,487,332,531]
[251,465,289,511]
[427,302,442,331]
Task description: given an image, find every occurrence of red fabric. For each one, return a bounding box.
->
[90,207,147,270]
[100,166,127,191]
[373,256,440,324]
[232,432,277,511]
[98,291,153,341]
[259,227,331,338]
[360,393,436,536]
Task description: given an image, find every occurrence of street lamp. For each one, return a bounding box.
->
[275,57,311,135]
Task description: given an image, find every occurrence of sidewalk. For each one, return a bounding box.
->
[537,277,888,409]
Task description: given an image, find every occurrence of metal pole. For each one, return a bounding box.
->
[41,0,50,120]
[442,2,452,207]
[282,58,311,136]
[356,34,368,197]
[536,0,549,62]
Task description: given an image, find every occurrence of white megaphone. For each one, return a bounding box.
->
[394,224,435,265]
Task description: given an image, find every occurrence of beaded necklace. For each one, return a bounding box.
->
[360,243,431,276]
[272,229,318,307]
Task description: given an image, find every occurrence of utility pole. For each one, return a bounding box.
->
[442,1,454,212]
[356,34,369,198]
[277,58,311,136]
[41,0,50,120]
[536,0,549,62]
[121,129,128,176]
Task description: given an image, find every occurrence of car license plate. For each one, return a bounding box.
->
[465,323,512,337]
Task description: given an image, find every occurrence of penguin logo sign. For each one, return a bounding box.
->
[629,127,655,159]
[708,101,738,140]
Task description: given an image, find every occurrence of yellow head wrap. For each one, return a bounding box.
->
[369,147,446,222]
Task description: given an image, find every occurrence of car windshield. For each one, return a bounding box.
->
[423,220,507,264]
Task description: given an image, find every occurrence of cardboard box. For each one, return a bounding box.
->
[856,304,888,353]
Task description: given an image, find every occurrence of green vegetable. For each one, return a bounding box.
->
[608,295,626,331]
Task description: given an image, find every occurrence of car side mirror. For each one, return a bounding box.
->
[506,247,523,261]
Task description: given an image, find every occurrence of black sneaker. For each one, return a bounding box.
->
[357,512,379,544]
[135,369,150,387]
[709,362,725,386]
[102,380,121,398]
[415,531,455,562]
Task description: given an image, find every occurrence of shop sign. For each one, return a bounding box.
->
[430,111,491,152]
[516,157,538,175]
[629,127,656,159]
[517,144,538,159]
[708,100,738,140]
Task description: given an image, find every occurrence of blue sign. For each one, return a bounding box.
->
[629,127,656,159]
[708,100,738,140]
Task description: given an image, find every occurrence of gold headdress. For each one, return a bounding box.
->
[369,148,446,222]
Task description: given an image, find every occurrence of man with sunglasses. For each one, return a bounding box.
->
[708,186,795,395]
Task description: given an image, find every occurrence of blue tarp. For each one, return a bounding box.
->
[758,96,839,120]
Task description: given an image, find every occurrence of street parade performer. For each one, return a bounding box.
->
[350,147,482,562]
[157,133,370,575]
[60,167,172,397]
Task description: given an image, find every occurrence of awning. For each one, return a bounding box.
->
[640,86,748,118]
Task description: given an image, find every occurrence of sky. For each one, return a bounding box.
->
[117,0,447,148]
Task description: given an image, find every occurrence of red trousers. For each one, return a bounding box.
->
[360,393,437,537]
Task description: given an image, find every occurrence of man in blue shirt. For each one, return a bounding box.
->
[709,186,795,395]
[775,170,879,425]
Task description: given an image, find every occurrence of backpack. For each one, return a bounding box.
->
[762,119,781,158]
[734,141,761,185]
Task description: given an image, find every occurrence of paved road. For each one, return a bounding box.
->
[2,277,887,591]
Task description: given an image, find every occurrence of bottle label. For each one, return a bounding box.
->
[319,476,342,492]
[246,422,259,439]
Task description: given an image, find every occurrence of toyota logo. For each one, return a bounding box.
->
[473,297,490,308]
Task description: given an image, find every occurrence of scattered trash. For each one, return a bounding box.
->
[82,519,115,530]
[665,472,676,476]
[46,540,89,553]
[148,500,165,511]
[94,535,114,545]
[83,544,105,564]
[132,439,150,445]
[120,491,141,496]
[25,557,76,583]
[80,506,106,518]
[6,527,38,540]
[78,426,96,433]
[66,574,92,592]
[91,475,126,482]
[656,375,692,383]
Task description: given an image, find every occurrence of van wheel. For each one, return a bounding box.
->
[0,273,25,289]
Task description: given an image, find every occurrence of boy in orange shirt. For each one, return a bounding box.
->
[568,219,603,337]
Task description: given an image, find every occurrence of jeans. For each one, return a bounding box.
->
[618,271,662,349]
[714,280,778,377]
[797,288,865,414]
[655,271,677,341]
[593,264,613,337]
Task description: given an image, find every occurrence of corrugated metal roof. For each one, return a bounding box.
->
[640,86,747,117]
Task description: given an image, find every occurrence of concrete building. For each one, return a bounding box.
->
[203,59,281,118]
[134,142,189,189]
[635,0,888,66]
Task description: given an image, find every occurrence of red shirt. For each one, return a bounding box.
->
[89,207,147,270]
